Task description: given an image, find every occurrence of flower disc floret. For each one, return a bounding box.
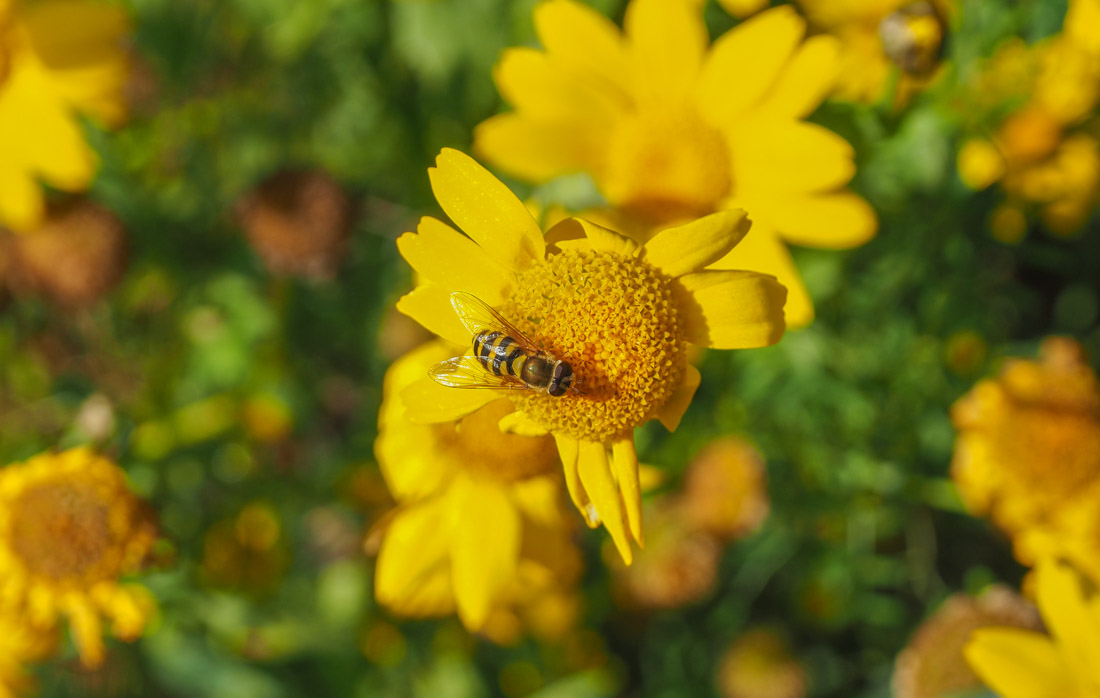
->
[503,249,686,442]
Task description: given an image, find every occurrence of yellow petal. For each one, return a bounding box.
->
[0,60,97,191]
[20,0,130,124]
[577,440,633,565]
[498,410,551,436]
[554,433,593,525]
[710,221,813,327]
[1036,562,1100,673]
[21,1,129,71]
[375,417,449,501]
[396,284,470,345]
[965,628,1073,698]
[494,47,624,122]
[534,0,633,106]
[427,148,544,272]
[755,192,878,249]
[474,113,604,182]
[447,476,521,630]
[755,34,841,119]
[396,217,512,303]
[375,502,455,616]
[731,120,855,195]
[0,165,44,232]
[401,375,500,424]
[657,363,701,432]
[611,436,644,546]
[695,6,806,123]
[643,209,751,278]
[62,597,105,668]
[675,270,787,349]
[546,217,639,257]
[510,476,563,527]
[1066,0,1100,54]
[624,0,708,104]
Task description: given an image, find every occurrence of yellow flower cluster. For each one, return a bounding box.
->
[957,0,1100,239]
[0,0,130,232]
[0,447,157,672]
[951,337,1100,582]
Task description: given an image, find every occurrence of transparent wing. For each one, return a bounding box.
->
[428,356,531,390]
[450,291,541,354]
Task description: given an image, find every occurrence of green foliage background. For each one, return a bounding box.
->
[2,0,1099,696]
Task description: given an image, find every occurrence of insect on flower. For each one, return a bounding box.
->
[428,292,576,397]
[879,1,947,77]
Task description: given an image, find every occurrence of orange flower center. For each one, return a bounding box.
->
[9,481,115,582]
[501,249,687,442]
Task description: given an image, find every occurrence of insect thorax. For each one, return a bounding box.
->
[522,356,554,389]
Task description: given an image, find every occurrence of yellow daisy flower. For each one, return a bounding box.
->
[679,436,770,541]
[373,341,582,633]
[0,612,58,698]
[0,0,130,231]
[473,0,873,326]
[795,0,951,105]
[966,560,1100,697]
[395,149,787,563]
[0,447,157,668]
[951,337,1100,537]
[892,587,1039,698]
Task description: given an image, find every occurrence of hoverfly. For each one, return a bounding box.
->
[428,292,575,397]
[879,1,946,77]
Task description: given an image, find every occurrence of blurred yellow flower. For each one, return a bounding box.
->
[0,447,157,668]
[795,0,950,105]
[0,0,130,232]
[474,0,874,326]
[395,148,786,562]
[679,437,770,541]
[0,612,58,698]
[717,627,806,698]
[951,337,1100,537]
[373,341,582,634]
[201,501,290,596]
[612,437,769,609]
[892,587,1039,698]
[966,560,1100,697]
[611,500,722,610]
[958,0,1100,236]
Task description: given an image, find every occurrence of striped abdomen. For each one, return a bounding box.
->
[473,330,528,379]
